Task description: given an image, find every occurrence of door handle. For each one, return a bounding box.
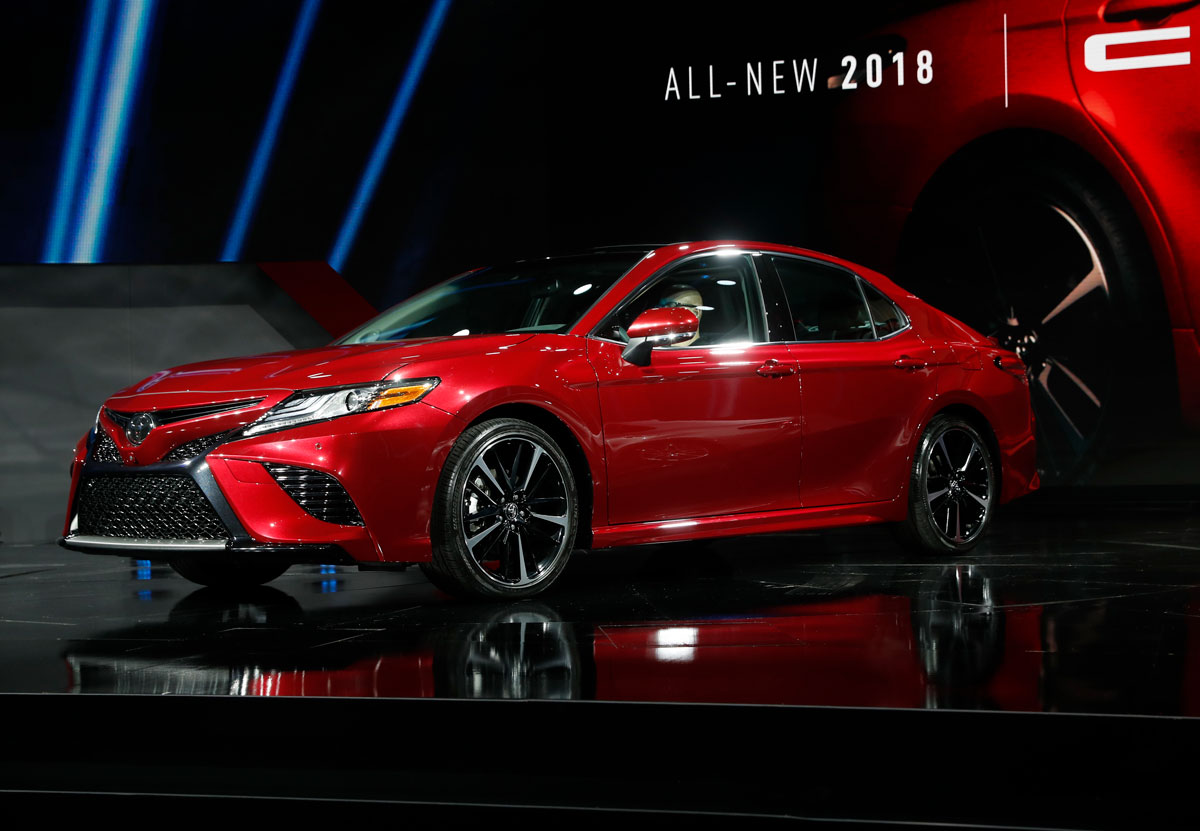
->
[756,359,797,378]
[893,355,927,370]
[1102,0,1200,23]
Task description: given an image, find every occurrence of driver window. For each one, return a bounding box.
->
[599,254,764,346]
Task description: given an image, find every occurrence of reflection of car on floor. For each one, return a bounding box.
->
[825,0,1200,482]
[59,241,1037,598]
[62,565,1042,709]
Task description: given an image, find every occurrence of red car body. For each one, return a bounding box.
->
[826,0,1200,427]
[60,241,1037,576]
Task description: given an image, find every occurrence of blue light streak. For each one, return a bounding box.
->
[43,0,113,263]
[328,0,452,273]
[70,0,156,263]
[221,0,321,262]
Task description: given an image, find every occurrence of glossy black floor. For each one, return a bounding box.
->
[3,488,1200,712]
[5,490,1200,827]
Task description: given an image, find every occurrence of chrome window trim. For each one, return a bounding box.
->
[766,252,914,344]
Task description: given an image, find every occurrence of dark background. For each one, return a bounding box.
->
[0,1,924,305]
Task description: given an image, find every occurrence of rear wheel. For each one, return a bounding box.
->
[169,556,289,588]
[901,415,997,554]
[424,418,578,599]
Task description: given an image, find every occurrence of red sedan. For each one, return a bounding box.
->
[59,242,1037,597]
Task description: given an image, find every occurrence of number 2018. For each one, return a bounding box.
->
[841,50,932,89]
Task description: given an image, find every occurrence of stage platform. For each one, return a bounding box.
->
[3,490,1200,826]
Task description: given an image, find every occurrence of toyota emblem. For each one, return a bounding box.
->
[125,412,156,445]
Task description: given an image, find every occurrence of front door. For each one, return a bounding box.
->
[588,252,803,526]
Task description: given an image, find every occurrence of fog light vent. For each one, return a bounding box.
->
[263,464,364,526]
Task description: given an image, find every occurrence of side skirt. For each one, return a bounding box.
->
[589,500,900,549]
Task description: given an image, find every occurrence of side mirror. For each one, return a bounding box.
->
[620,306,699,366]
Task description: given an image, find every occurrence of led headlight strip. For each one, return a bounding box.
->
[243,378,439,437]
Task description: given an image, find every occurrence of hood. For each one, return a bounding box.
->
[107,334,533,407]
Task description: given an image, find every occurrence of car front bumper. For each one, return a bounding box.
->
[61,401,463,565]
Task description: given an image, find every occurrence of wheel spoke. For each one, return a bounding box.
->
[960,443,975,473]
[516,534,530,585]
[964,489,989,509]
[530,511,568,528]
[522,445,545,492]
[927,487,949,504]
[469,505,502,520]
[526,458,553,498]
[475,524,505,561]
[506,443,524,492]
[1040,207,1108,326]
[465,520,502,554]
[524,522,561,544]
[1035,364,1085,440]
[473,458,507,498]
[1045,356,1102,408]
[465,478,498,506]
[935,436,953,472]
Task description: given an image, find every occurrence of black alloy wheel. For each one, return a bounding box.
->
[425,418,578,599]
[902,415,997,554]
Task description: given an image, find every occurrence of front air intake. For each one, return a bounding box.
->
[76,474,230,539]
[263,464,364,526]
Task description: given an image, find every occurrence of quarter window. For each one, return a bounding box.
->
[771,256,874,341]
[860,279,909,335]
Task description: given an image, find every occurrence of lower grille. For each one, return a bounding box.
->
[91,433,122,464]
[76,474,230,539]
[264,464,364,526]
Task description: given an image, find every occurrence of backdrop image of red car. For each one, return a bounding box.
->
[823,0,1200,484]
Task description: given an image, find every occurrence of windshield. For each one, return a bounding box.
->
[338,253,643,344]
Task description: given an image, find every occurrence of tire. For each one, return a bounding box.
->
[898,139,1172,484]
[901,415,998,554]
[169,556,290,589]
[426,418,579,599]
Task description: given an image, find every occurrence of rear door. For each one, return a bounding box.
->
[765,255,940,507]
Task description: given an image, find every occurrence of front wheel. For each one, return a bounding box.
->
[900,415,997,554]
[424,418,579,599]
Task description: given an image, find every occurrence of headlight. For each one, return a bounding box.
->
[243,378,439,437]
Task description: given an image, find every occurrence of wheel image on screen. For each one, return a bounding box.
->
[897,141,1170,484]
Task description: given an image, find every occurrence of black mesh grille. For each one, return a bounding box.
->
[76,474,230,539]
[264,464,364,526]
[163,429,241,462]
[91,433,122,464]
